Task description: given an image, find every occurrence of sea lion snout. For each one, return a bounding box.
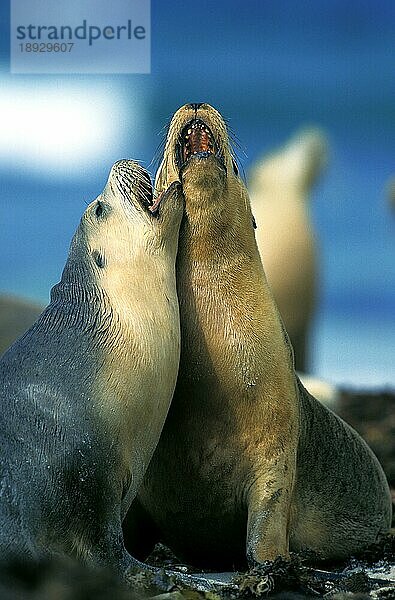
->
[155,103,239,198]
[109,160,155,214]
[109,161,184,227]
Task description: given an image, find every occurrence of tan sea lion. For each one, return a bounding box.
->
[124,104,392,571]
[248,129,328,371]
[0,161,183,576]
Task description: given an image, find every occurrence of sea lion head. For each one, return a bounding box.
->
[67,160,183,272]
[51,160,183,313]
[45,159,184,344]
[155,104,247,229]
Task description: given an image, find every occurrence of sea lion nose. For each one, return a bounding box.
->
[189,103,204,111]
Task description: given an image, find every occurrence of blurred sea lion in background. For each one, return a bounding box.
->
[0,161,183,577]
[0,295,43,356]
[124,103,391,571]
[248,128,328,371]
[386,176,395,211]
[297,372,339,409]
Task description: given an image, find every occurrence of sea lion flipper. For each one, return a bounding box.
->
[246,464,294,564]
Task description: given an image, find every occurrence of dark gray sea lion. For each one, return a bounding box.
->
[124,104,392,570]
[0,161,183,576]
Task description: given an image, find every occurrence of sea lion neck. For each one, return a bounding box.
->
[179,175,257,260]
[40,278,113,340]
[39,249,120,341]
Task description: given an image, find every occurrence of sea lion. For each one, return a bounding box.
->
[297,372,339,410]
[387,176,395,211]
[248,129,328,371]
[0,295,43,356]
[124,104,392,570]
[0,161,183,576]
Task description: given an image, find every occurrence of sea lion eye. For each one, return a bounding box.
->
[232,158,239,176]
[95,201,104,218]
[92,250,106,269]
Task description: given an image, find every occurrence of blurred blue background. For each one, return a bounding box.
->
[0,0,394,386]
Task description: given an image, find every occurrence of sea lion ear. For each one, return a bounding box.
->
[252,215,257,229]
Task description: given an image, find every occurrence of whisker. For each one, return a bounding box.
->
[149,137,167,171]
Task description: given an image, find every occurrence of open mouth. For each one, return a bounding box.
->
[176,119,223,170]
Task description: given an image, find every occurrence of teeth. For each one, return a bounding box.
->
[180,120,216,165]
